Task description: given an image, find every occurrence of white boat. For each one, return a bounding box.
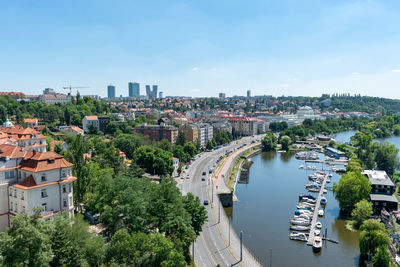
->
[299,165,304,169]
[320,197,327,205]
[294,214,311,220]
[314,229,320,236]
[316,222,322,229]
[307,165,312,170]
[290,220,311,226]
[308,188,320,193]
[290,225,310,231]
[318,210,324,217]
[326,179,331,183]
[323,189,328,194]
[311,166,317,170]
[328,173,333,177]
[312,236,322,252]
[289,232,309,242]
[295,209,312,215]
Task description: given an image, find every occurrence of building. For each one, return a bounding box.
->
[247,90,251,98]
[128,82,140,97]
[0,126,47,152]
[219,93,226,100]
[23,118,38,128]
[179,125,199,144]
[325,147,347,159]
[195,124,213,147]
[159,91,163,99]
[145,85,158,100]
[362,170,398,212]
[228,117,257,136]
[0,145,76,231]
[39,91,72,104]
[59,125,84,135]
[98,116,110,133]
[82,116,99,133]
[133,124,178,143]
[0,92,25,99]
[107,85,116,98]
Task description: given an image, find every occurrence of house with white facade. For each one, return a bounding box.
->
[0,144,76,231]
[82,116,99,133]
[0,125,47,152]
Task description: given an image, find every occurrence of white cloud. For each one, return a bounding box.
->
[192,67,199,71]
[392,69,400,73]
[352,72,360,75]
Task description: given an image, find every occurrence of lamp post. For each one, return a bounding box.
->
[240,231,243,262]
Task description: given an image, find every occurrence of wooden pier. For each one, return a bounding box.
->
[305,159,348,165]
[307,174,328,246]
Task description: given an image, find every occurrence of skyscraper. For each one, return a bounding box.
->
[152,85,158,99]
[146,85,152,99]
[129,82,140,97]
[247,90,251,98]
[159,91,163,99]
[107,85,116,98]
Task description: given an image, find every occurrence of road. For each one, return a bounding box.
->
[176,135,263,267]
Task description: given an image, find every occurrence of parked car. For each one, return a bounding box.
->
[203,200,209,205]
[202,171,206,176]
[202,177,205,181]
[186,174,190,179]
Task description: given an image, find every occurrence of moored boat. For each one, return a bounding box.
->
[312,236,322,252]
[321,197,327,205]
[316,222,322,229]
[290,225,310,231]
[289,232,309,242]
[290,219,311,226]
[318,209,324,217]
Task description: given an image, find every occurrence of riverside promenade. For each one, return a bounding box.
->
[209,142,262,267]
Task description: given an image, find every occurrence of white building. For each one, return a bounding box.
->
[0,144,76,231]
[82,116,99,133]
[0,126,47,152]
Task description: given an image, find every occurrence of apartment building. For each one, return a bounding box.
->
[0,144,75,231]
[23,118,38,128]
[82,116,99,133]
[133,124,178,143]
[228,117,257,136]
[194,124,213,147]
[179,124,199,144]
[0,125,47,152]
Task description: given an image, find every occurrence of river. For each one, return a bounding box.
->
[229,131,400,266]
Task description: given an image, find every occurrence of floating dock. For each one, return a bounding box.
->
[307,174,328,246]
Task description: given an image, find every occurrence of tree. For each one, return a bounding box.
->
[0,213,53,267]
[374,141,400,176]
[105,122,119,135]
[328,140,335,147]
[372,246,391,267]
[333,171,371,214]
[176,131,186,146]
[184,193,208,235]
[206,140,213,150]
[346,158,363,173]
[183,142,197,158]
[134,146,174,176]
[88,123,98,134]
[280,135,292,151]
[113,133,145,159]
[261,133,277,151]
[351,199,373,228]
[359,220,389,256]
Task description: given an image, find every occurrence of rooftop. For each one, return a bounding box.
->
[362,170,395,186]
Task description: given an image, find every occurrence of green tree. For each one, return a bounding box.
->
[113,133,145,159]
[374,141,400,176]
[183,142,197,158]
[280,135,292,151]
[134,146,174,176]
[184,193,208,235]
[372,246,391,267]
[176,131,186,146]
[261,133,277,151]
[0,213,53,267]
[346,158,363,173]
[351,199,373,228]
[105,122,119,135]
[359,220,389,256]
[333,171,371,214]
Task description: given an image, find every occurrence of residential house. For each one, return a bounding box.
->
[82,116,99,133]
[23,118,38,128]
[133,124,178,143]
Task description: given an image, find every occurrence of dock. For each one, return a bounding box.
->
[307,174,328,246]
[305,159,348,165]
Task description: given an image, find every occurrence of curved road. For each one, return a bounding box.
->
[177,136,262,267]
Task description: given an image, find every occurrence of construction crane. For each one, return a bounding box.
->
[62,85,89,95]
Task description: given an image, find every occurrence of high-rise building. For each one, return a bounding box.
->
[146,85,152,99]
[159,91,163,99]
[129,82,140,97]
[152,85,158,99]
[219,93,226,100]
[107,85,116,98]
[247,90,251,98]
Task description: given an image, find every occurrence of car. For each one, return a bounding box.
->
[186,174,190,179]
[203,200,209,205]
[201,177,205,181]
[209,169,213,174]
[202,171,206,176]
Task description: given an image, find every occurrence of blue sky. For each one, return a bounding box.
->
[1,0,400,98]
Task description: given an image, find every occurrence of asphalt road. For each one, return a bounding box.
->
[177,136,262,267]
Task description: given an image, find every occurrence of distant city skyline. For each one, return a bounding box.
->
[1,1,400,98]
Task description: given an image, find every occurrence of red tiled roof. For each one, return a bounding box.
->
[84,116,98,120]
[19,175,37,187]
[0,144,28,158]
[23,118,38,123]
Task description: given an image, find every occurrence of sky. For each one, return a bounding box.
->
[1,0,400,98]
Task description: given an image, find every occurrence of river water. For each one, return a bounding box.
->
[229,131,400,266]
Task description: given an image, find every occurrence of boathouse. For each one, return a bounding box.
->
[325,147,347,159]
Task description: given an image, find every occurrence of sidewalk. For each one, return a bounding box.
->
[208,143,262,267]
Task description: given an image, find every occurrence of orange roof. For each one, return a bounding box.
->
[19,151,73,172]
[13,176,77,190]
[23,118,38,123]
[84,116,98,120]
[0,144,28,159]
[69,126,82,132]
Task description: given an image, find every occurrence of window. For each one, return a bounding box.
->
[63,198,67,208]
[69,196,72,206]
[383,202,387,207]
[9,189,12,196]
[10,202,13,211]
[42,203,47,211]
[62,185,67,193]
[15,203,18,213]
[68,183,72,193]
[23,172,26,179]
[62,170,66,177]
[22,206,25,213]
[14,189,17,197]
[68,169,71,176]
[41,173,46,182]
[375,202,379,206]
[21,192,24,200]
[5,171,15,179]
[41,189,47,198]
